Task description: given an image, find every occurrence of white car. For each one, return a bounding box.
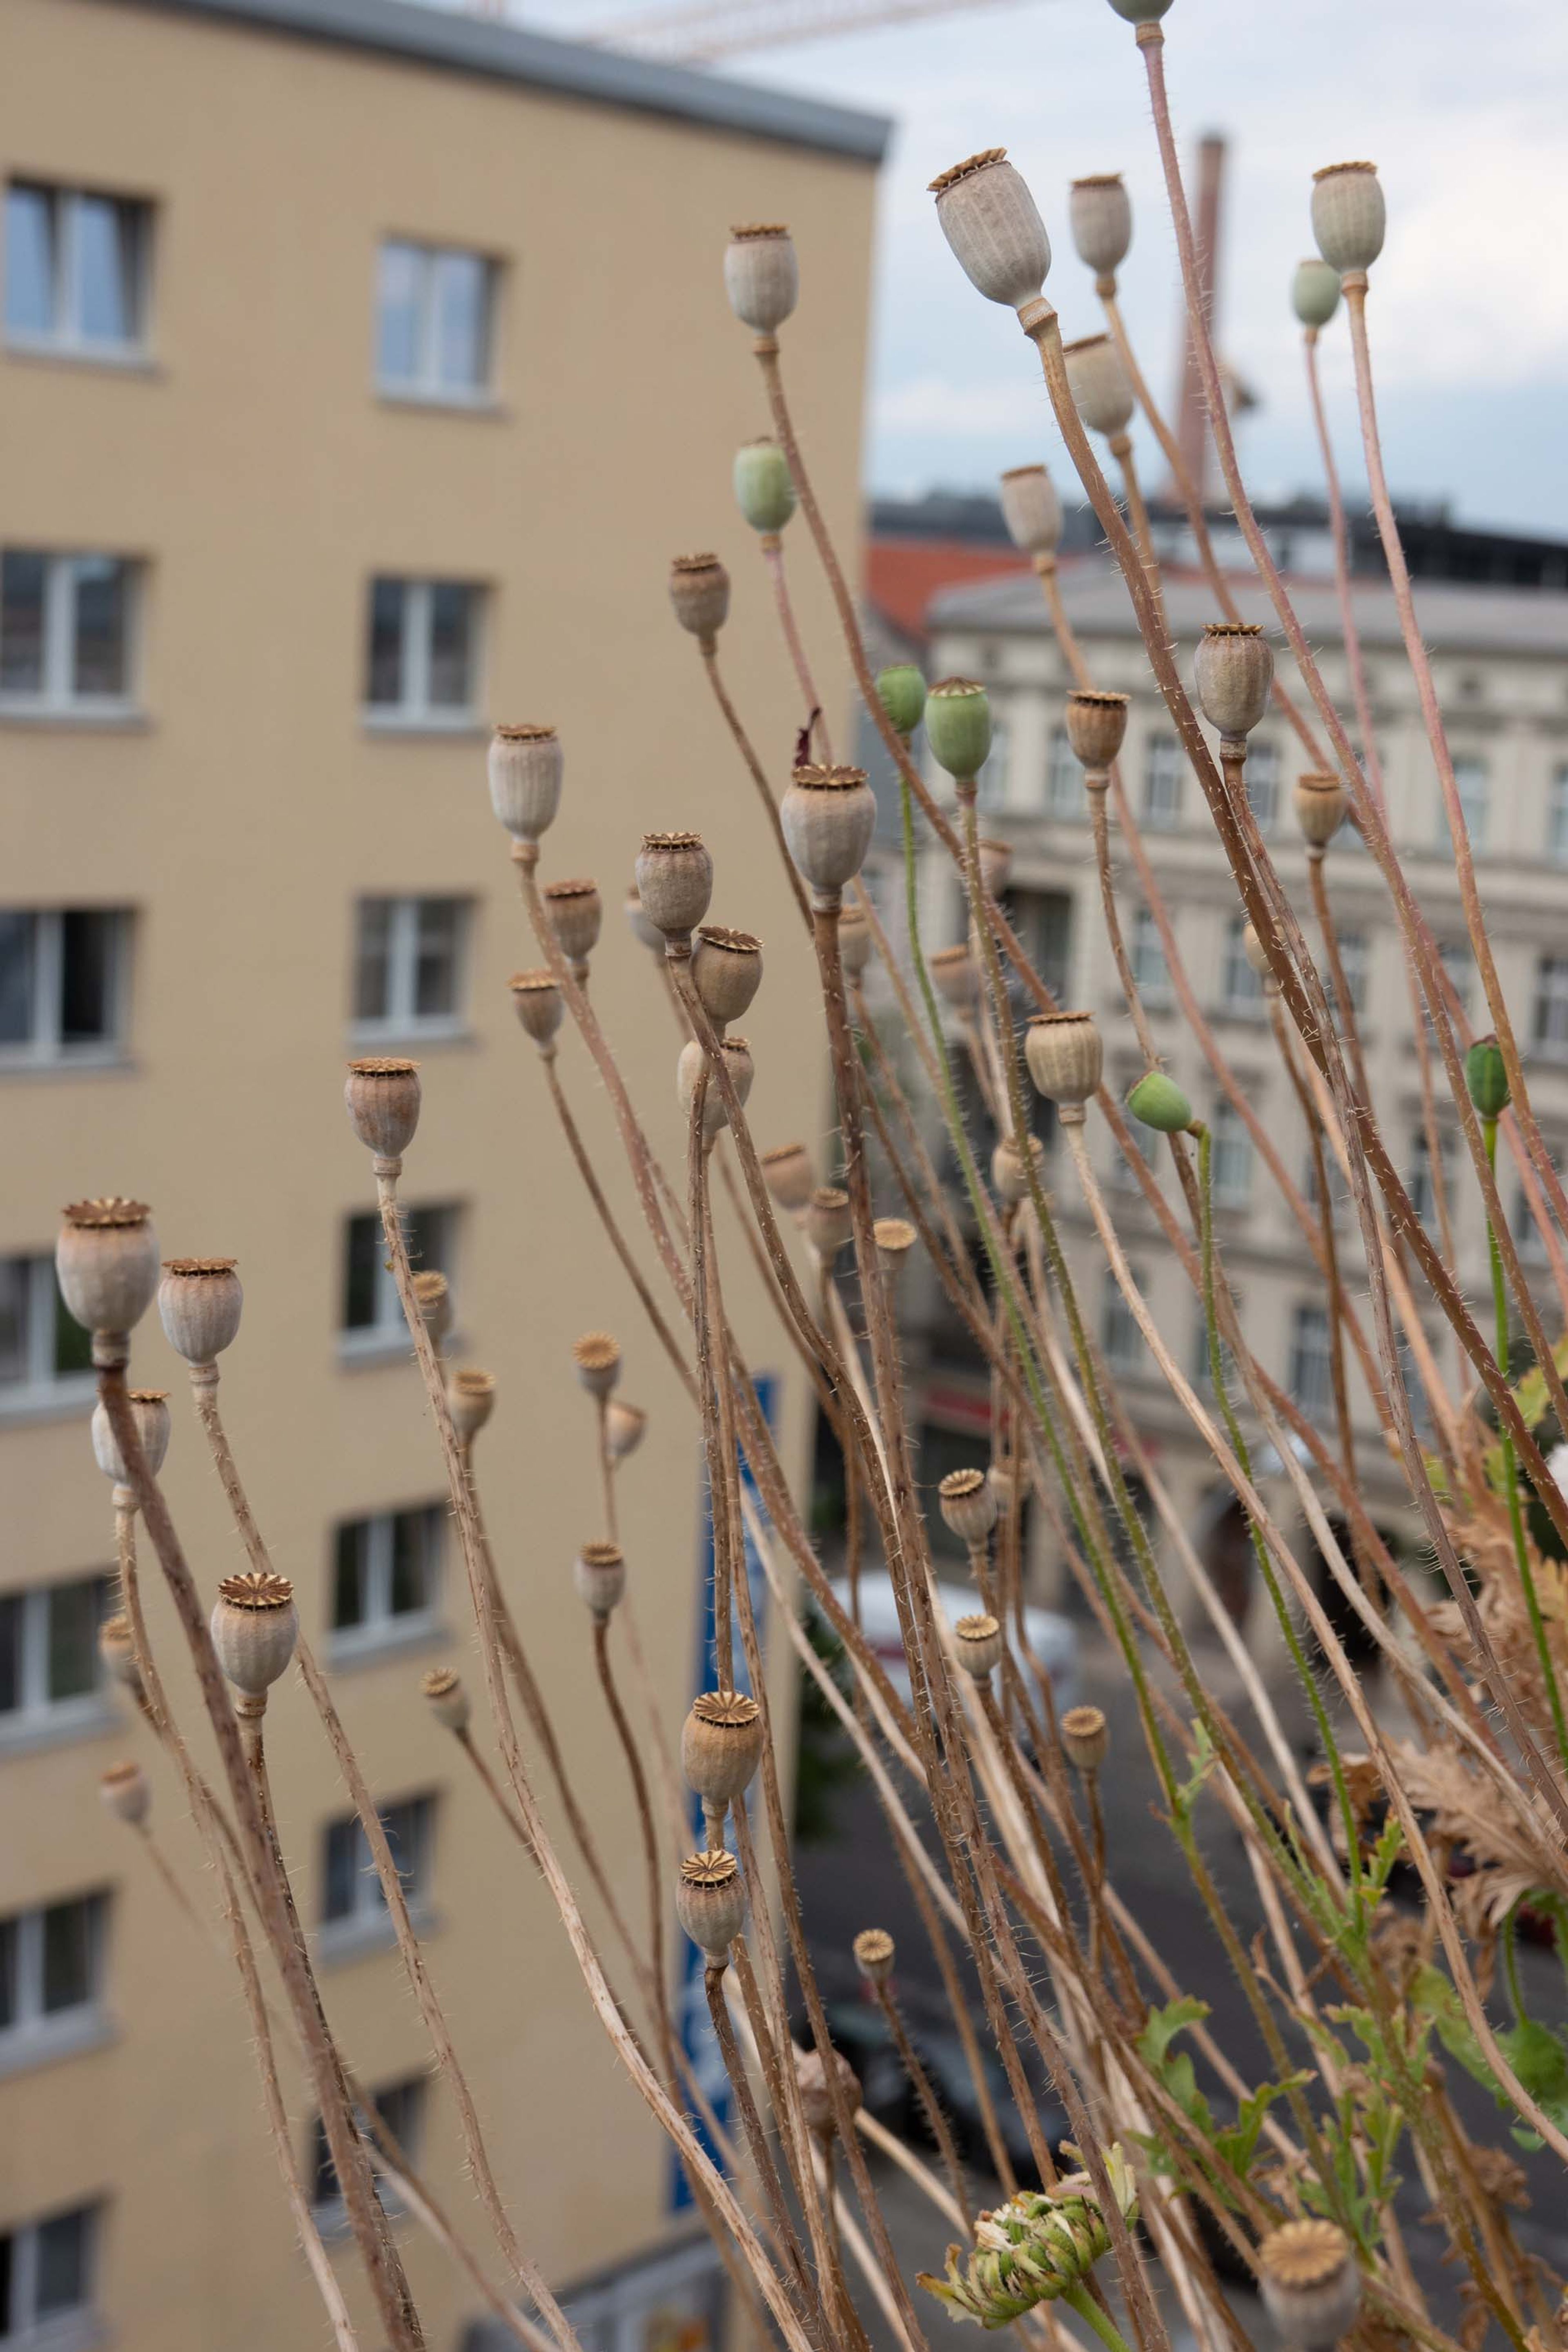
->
[827,1574,1079,1717]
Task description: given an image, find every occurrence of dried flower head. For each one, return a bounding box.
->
[853,1927,896,1985]
[1060,1704,1109,1772]
[57,1198,160,1341]
[1069,174,1132,278]
[543,877,602,969]
[992,1133,1045,1207]
[838,904,874,980]
[1194,621,1274,739]
[344,1058,421,1160]
[1258,2221,1360,2349]
[573,1540,626,1619]
[422,1665,470,1735]
[931,148,1051,312]
[448,1368,497,1441]
[211,1570,298,1695]
[604,1399,647,1462]
[682,1690,764,1806]
[635,831,713,943]
[676,1848,747,1959]
[953,1612,1004,1681]
[999,464,1062,559]
[723,224,798,335]
[99,1614,140,1688]
[874,1217,918,1283]
[159,1256,244,1367]
[976,837,1012,897]
[1065,690,1129,775]
[1025,1010,1102,1111]
[806,1186,851,1260]
[100,1758,151,1827]
[1311,161,1384,277]
[1295,772,1347,849]
[668,552,731,646]
[1242,921,1272,980]
[510,969,565,1051]
[940,1466,999,1547]
[795,2043,861,2138]
[1062,332,1134,439]
[412,1269,452,1344]
[931,942,980,1012]
[761,1141,814,1216]
[781,766,876,898]
[489,723,562,844]
[677,1036,754,1145]
[693,924,763,1029]
[92,1388,172,1486]
[572,1331,621,1400]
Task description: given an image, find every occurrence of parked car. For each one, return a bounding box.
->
[828,1573,1079,1719]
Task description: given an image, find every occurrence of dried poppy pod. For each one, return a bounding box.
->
[761,1141,814,1216]
[605,1399,647,1461]
[877,662,927,740]
[100,1759,151,1827]
[543,878,602,974]
[99,1614,140,1689]
[873,1217,917,1285]
[924,677,992,785]
[668,553,731,647]
[853,1927,895,1986]
[345,1057,421,1160]
[1194,621,1274,741]
[422,1665,470,1735]
[692,924,763,1029]
[573,1540,626,1619]
[624,886,664,955]
[838,905,873,980]
[159,1258,243,1365]
[989,1458,1022,1515]
[676,1036,754,1144]
[448,1368,496,1441]
[1065,689,1129,775]
[1310,161,1384,278]
[510,970,564,1052]
[572,1331,621,1400]
[795,2044,861,2139]
[930,148,1050,313]
[806,1185,851,1260]
[940,1465,998,1547]
[1060,1704,1109,1772]
[991,1133,1045,1207]
[1062,332,1133,439]
[682,1690,764,1806]
[1025,1010,1102,1114]
[211,1570,298,1696]
[931,942,980,1012]
[734,439,795,536]
[999,463,1062,560]
[677,1849,747,1960]
[414,1270,451,1343]
[1069,174,1132,280]
[1292,255,1341,331]
[1295,772,1346,850]
[723,223,798,336]
[953,1613,1004,1681]
[977,837,1012,897]
[780,765,876,898]
[1258,2220,1360,2350]
[92,1389,171,1486]
[488,723,562,844]
[635,832,713,944]
[57,1198,160,1343]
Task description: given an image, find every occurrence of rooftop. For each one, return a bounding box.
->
[99,0,892,159]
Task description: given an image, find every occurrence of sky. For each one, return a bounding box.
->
[509,0,1568,534]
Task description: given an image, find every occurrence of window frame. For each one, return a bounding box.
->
[362,577,484,731]
[1100,1264,1147,1375]
[318,1793,436,1957]
[1141,733,1184,832]
[309,2076,425,2229]
[0,908,130,1069]
[1534,956,1568,1056]
[0,1575,111,1748]
[1128,908,1173,1009]
[1208,1100,1254,1211]
[0,1891,109,2077]
[0,551,140,721]
[351,895,470,1043]
[0,2201,100,2341]
[4,178,150,363]
[1548,766,1568,864]
[339,1203,457,1357]
[327,1504,444,1663]
[1216,914,1264,1018]
[1045,724,1082,819]
[0,1256,95,1418]
[1289,1302,1333,1419]
[374,237,497,406]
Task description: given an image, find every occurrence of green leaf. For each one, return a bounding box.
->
[1213,2073,1309,2182]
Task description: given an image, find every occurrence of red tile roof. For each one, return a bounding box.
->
[867,538,1032,648]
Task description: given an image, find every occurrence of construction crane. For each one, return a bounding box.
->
[578,0,1035,65]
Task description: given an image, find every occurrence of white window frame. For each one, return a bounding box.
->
[4,179,149,362]
[1101,1265,1146,1375]
[0,1577,111,1749]
[1437,756,1488,853]
[1289,1303,1333,1419]
[1245,739,1279,833]
[1129,909,1172,1008]
[1209,1101,1253,1210]
[1549,766,1568,864]
[0,1892,108,2078]
[351,896,469,1043]
[374,239,495,405]
[0,2203,99,2344]
[318,1795,435,1962]
[1535,957,1568,1056]
[327,1506,443,1664]
[0,909,129,1069]
[1045,725,1082,818]
[339,1205,455,1358]
[1142,734,1184,831]
[1217,915,1263,1016]
[363,579,483,731]
[0,552,139,721]
[975,719,1009,815]
[0,1256,94,1417]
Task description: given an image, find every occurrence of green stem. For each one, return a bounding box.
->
[1064,2282,1135,2352]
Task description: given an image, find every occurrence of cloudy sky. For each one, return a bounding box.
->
[518,0,1568,533]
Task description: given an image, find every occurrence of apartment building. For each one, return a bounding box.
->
[909,555,1568,1653]
[0,3,884,2345]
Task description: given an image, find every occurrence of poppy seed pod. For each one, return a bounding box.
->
[1060,1704,1109,1772]
[1069,174,1133,278]
[345,1058,421,1159]
[977,838,1012,897]
[992,1133,1045,1207]
[839,906,874,980]
[1025,1010,1103,1109]
[669,553,731,646]
[572,1331,621,1399]
[635,833,713,943]
[605,1398,647,1461]
[953,1612,1004,1681]
[1292,256,1341,330]
[1465,1035,1510,1121]
[761,1142,814,1215]
[734,439,795,535]
[1127,1068,1193,1134]
[723,223,798,335]
[1194,622,1274,739]
[1258,2221,1360,2350]
[543,878,602,970]
[930,149,1051,312]
[100,1759,151,1827]
[931,943,980,1013]
[924,677,993,784]
[677,1036,754,1144]
[780,766,876,898]
[488,724,562,843]
[1065,690,1129,774]
[574,1540,626,1619]
[677,1850,747,1960]
[158,1258,243,1365]
[57,1199,160,1341]
[624,887,664,955]
[99,1614,140,1688]
[874,1217,918,1285]
[853,1927,895,1985]
[682,1690,764,1806]
[511,970,565,1051]
[92,1389,171,1486]
[448,1368,496,1441]
[693,925,763,1029]
[1062,333,1134,439]
[939,1465,999,1547]
[413,1270,452,1343]
[876,663,927,739]
[211,1570,298,1696]
[422,1665,470,1735]
[795,2045,861,2138]
[1107,0,1174,19]
[1311,162,1384,278]
[999,464,1062,559]
[1295,773,1346,849]
[806,1186,851,1260]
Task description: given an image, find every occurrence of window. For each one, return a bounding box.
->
[0,2203,99,2339]
[1142,735,1184,831]
[321,1795,435,1938]
[1217,915,1263,1016]
[0,1577,110,1737]
[1045,726,1082,818]
[353,898,468,1039]
[0,1256,93,1410]
[310,2077,425,2221]
[5,179,147,356]
[341,1204,455,1349]
[1517,1180,1552,1266]
[1424,938,1473,1034]
[1305,1141,1351,1224]
[1129,909,1171,1007]
[330,1506,442,1653]
[1289,1303,1332,1418]
[1549,768,1568,863]
[0,552,136,715]
[1534,957,1568,1055]
[364,578,482,726]
[0,910,129,1066]
[0,1892,107,2067]
[1209,1100,1253,1210]
[1010,889,1072,1005]
[376,240,494,401]
[1436,757,1488,853]
[975,720,1010,815]
[1245,740,1278,832]
[1409,1128,1454,1238]
[1101,1266,1146,1374]
[1326,930,1368,1028]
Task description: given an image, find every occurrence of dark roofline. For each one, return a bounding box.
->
[95,0,892,161]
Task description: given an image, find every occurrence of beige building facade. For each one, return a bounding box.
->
[0,3,884,2345]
